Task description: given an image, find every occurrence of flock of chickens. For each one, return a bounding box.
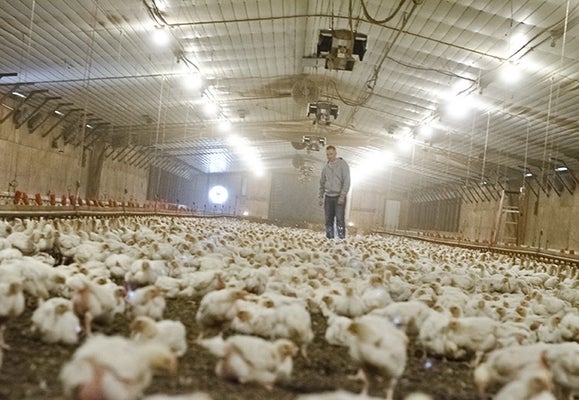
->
[0,215,578,400]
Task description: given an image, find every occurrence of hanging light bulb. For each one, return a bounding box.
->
[185,73,203,89]
[501,62,522,84]
[446,95,472,119]
[203,101,219,116]
[152,27,170,46]
[419,124,433,138]
[218,120,231,132]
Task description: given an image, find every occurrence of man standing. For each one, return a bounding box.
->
[319,145,350,239]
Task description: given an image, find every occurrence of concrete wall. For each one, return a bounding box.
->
[458,198,500,243]
[348,181,403,231]
[0,108,148,202]
[523,188,579,251]
[349,188,385,230]
[454,187,579,251]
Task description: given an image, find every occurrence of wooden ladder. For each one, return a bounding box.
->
[492,190,521,245]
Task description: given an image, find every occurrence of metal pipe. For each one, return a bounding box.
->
[129,148,150,166]
[29,102,73,133]
[118,148,139,163]
[0,89,48,124]
[41,108,83,138]
[112,146,133,162]
[16,96,61,129]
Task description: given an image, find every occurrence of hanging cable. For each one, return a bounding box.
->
[153,76,166,202]
[366,1,419,91]
[10,0,37,189]
[465,112,477,185]
[77,0,99,196]
[360,0,407,25]
[522,120,530,188]
[142,0,170,26]
[480,112,491,184]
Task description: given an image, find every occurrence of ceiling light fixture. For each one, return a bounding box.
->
[446,96,472,119]
[316,29,367,71]
[218,120,231,132]
[419,124,433,137]
[203,101,219,116]
[501,62,521,84]
[12,91,26,98]
[307,101,338,125]
[152,27,170,46]
[185,73,203,89]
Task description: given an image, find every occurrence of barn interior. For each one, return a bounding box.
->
[1,1,579,399]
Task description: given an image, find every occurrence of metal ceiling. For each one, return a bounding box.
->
[0,0,578,195]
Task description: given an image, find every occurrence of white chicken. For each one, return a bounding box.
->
[198,334,298,390]
[0,277,25,349]
[154,275,185,298]
[60,334,177,400]
[70,276,126,336]
[474,343,550,396]
[231,297,314,357]
[130,315,187,357]
[104,253,134,279]
[346,314,408,400]
[370,300,434,336]
[360,276,393,312]
[126,285,167,320]
[143,393,213,400]
[195,288,248,336]
[31,297,81,344]
[182,270,226,297]
[7,230,38,255]
[124,259,165,288]
[295,390,385,399]
[493,358,554,400]
[0,221,12,238]
[321,285,366,318]
[325,313,353,347]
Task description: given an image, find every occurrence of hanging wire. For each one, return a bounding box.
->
[10,0,37,190]
[522,120,530,188]
[329,0,334,31]
[142,0,170,26]
[539,80,555,194]
[76,0,100,194]
[548,0,571,176]
[337,0,421,131]
[153,76,166,201]
[21,0,36,83]
[480,112,491,184]
[360,0,407,25]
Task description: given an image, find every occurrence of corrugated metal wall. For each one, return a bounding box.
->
[407,198,461,232]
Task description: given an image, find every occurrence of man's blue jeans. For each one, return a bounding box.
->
[324,195,346,239]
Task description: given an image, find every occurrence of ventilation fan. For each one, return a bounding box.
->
[291,78,320,105]
[292,154,306,169]
[291,141,308,150]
